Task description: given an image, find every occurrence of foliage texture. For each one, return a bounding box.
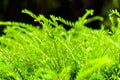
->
[0,9,119,80]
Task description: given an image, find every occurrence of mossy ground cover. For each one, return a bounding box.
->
[0,9,119,80]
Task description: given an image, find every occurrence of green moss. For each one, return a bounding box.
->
[0,9,119,80]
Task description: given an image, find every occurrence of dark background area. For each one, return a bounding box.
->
[0,0,120,34]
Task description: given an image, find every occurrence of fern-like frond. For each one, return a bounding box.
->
[0,21,38,28]
[109,9,120,33]
[58,66,71,80]
[75,57,113,80]
[22,9,37,21]
[50,15,75,27]
[75,9,103,29]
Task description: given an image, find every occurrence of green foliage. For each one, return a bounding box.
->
[109,9,120,33]
[75,57,113,80]
[0,9,119,80]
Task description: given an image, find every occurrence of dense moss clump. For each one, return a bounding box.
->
[0,9,119,80]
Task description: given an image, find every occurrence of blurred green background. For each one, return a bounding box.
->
[0,0,120,32]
